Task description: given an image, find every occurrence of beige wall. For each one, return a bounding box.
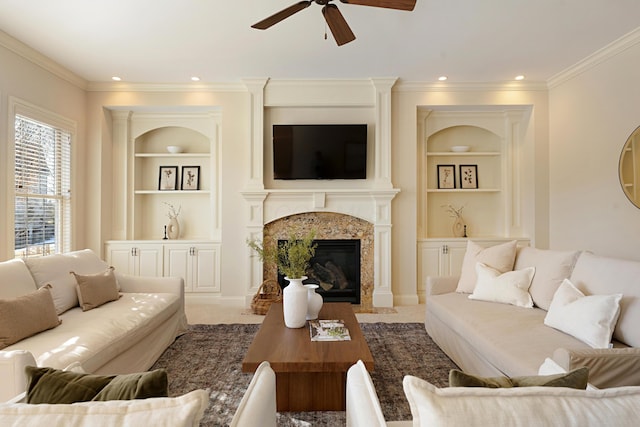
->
[548,41,640,260]
[0,42,86,261]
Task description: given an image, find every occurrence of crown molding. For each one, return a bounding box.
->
[394,80,548,92]
[85,81,247,92]
[547,27,640,89]
[0,30,87,90]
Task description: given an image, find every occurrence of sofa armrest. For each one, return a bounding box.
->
[0,351,36,402]
[552,347,640,388]
[426,276,459,296]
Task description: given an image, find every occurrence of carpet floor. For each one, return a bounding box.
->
[151,323,458,426]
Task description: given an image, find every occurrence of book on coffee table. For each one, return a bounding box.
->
[309,319,351,341]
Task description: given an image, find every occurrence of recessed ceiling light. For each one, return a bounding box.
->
[438,76,448,81]
[191,76,201,82]
[515,75,525,81]
[111,76,122,81]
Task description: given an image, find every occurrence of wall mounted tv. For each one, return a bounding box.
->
[273,124,367,180]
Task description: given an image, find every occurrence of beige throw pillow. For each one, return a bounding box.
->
[72,267,120,311]
[449,367,589,389]
[0,285,61,349]
[456,240,518,293]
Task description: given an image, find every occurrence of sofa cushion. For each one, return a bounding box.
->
[469,263,535,308]
[0,259,37,299]
[3,291,180,373]
[544,279,622,349]
[0,285,61,350]
[569,251,640,348]
[230,361,276,427]
[514,247,580,311]
[0,389,208,427]
[456,240,517,293]
[346,360,387,427]
[449,367,588,389]
[403,375,640,427]
[25,250,110,315]
[72,267,120,311]
[26,366,168,404]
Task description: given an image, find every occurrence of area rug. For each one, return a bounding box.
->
[151,323,458,426]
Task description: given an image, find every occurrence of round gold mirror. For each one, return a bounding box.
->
[619,126,640,208]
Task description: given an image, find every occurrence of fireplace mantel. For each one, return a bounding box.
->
[242,188,400,308]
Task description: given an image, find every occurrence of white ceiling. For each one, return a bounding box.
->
[1,0,639,84]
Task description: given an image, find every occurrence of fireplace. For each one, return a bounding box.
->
[278,239,361,304]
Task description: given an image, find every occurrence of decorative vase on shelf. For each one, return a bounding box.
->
[167,217,180,239]
[283,276,309,328]
[452,217,466,238]
[304,284,323,320]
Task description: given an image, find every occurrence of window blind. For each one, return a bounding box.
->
[14,115,71,257]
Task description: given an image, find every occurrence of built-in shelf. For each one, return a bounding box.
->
[134,190,211,195]
[426,188,500,193]
[135,153,209,158]
[426,151,501,157]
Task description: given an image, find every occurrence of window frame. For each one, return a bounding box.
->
[8,97,76,258]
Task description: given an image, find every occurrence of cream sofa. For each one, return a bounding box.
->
[425,244,640,389]
[0,249,188,402]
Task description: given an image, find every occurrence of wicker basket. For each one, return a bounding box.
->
[250,280,282,315]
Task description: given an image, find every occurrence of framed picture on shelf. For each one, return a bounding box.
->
[437,165,456,189]
[181,166,200,190]
[460,165,478,189]
[158,166,178,190]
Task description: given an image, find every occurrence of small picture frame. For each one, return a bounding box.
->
[460,165,478,189]
[181,166,200,190]
[437,165,456,189]
[159,166,178,190]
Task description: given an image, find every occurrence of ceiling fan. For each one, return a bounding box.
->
[251,0,416,46]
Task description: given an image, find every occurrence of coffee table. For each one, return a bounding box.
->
[242,302,374,412]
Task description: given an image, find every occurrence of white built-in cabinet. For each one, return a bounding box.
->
[105,241,221,293]
[416,108,531,302]
[105,242,163,277]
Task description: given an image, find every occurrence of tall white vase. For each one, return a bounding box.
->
[283,276,309,328]
[304,284,323,320]
[167,217,180,239]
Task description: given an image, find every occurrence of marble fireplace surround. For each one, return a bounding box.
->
[243,189,400,308]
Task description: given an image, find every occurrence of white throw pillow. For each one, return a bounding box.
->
[544,279,622,349]
[0,389,208,427]
[346,360,387,427]
[230,361,276,427]
[456,240,518,293]
[403,375,640,427]
[469,263,535,308]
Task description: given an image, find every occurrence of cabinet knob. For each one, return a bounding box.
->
[442,245,449,255]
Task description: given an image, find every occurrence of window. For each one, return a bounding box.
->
[14,114,72,258]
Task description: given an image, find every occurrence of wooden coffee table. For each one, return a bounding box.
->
[242,302,374,412]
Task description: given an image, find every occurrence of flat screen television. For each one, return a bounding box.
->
[273,124,367,180]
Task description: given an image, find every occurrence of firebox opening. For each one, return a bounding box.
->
[277,239,361,304]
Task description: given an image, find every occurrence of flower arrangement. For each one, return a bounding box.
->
[441,204,465,219]
[163,202,181,219]
[247,228,317,279]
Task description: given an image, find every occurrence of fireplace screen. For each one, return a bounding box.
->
[278,239,361,304]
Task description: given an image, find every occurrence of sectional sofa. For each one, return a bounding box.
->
[0,249,188,401]
[425,242,640,389]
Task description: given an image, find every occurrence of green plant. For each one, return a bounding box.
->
[247,229,317,279]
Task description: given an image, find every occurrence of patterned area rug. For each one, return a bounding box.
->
[151,323,458,426]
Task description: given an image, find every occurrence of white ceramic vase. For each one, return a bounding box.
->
[304,284,323,320]
[167,217,180,239]
[283,276,309,328]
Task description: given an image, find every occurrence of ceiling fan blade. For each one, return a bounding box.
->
[251,1,312,30]
[322,4,356,46]
[339,0,416,11]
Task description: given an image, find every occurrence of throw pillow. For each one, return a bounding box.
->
[25,366,168,404]
[544,279,622,348]
[403,374,640,427]
[469,263,535,308]
[456,240,518,293]
[449,367,589,389]
[72,267,120,311]
[0,389,208,427]
[0,285,61,350]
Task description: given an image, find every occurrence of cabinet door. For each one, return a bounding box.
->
[164,245,192,290]
[136,245,163,277]
[105,244,136,275]
[190,244,219,292]
[442,242,468,276]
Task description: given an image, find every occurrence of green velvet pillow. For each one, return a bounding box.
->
[25,366,168,404]
[449,367,589,389]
